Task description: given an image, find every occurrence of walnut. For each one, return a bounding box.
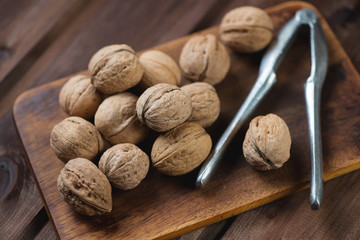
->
[136,83,192,132]
[138,50,181,90]
[89,44,144,94]
[242,113,291,170]
[98,143,149,190]
[88,44,124,71]
[219,6,274,52]
[50,116,104,162]
[57,158,112,216]
[181,82,220,127]
[59,74,103,120]
[179,34,230,85]
[151,122,212,176]
[94,92,148,145]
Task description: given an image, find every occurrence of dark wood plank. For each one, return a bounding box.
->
[0,1,108,239]
[0,0,73,84]
[0,112,45,239]
[13,2,360,239]
[0,0,107,118]
[222,171,360,240]
[176,219,233,240]
[34,221,57,240]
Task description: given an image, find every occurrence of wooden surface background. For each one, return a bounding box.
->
[1,0,360,239]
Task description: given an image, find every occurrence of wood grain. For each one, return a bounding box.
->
[0,1,108,239]
[0,0,107,119]
[34,220,57,240]
[221,170,360,240]
[13,2,360,239]
[0,1,91,238]
[0,0,73,83]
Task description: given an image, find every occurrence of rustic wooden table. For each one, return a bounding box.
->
[1,0,360,239]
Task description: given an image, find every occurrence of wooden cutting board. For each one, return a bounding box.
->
[13,1,360,239]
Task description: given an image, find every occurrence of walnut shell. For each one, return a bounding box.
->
[94,92,148,145]
[89,44,144,94]
[242,113,291,170]
[57,158,112,216]
[59,74,103,119]
[179,34,230,85]
[151,122,212,176]
[99,143,149,190]
[138,50,181,90]
[181,82,220,127]
[219,6,273,52]
[50,116,104,162]
[136,83,192,132]
[88,44,124,71]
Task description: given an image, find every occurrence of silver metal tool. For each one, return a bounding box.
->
[196,9,328,209]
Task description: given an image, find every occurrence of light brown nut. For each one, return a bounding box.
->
[50,116,104,163]
[219,6,273,52]
[181,82,220,127]
[59,74,103,120]
[57,158,112,216]
[94,92,148,145]
[242,113,291,170]
[88,44,125,71]
[138,50,181,90]
[179,34,230,85]
[151,122,212,176]
[136,83,192,132]
[98,143,149,190]
[89,44,143,94]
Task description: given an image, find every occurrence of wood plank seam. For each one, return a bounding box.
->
[0,0,105,119]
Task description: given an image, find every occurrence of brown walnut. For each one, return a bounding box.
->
[136,83,192,132]
[99,143,149,190]
[88,44,124,71]
[242,113,291,170]
[179,34,230,85]
[151,122,212,176]
[50,116,104,162]
[94,92,148,145]
[59,74,102,120]
[219,6,273,52]
[138,50,181,90]
[181,82,220,127]
[57,158,112,216]
[89,44,143,94]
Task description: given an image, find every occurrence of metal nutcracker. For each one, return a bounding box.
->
[196,8,328,210]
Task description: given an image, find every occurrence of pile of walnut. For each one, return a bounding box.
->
[51,6,291,216]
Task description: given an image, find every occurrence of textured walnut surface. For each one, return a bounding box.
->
[136,83,192,132]
[57,158,112,216]
[243,113,291,170]
[151,122,212,176]
[88,44,124,71]
[179,34,230,85]
[181,82,220,127]
[99,143,149,190]
[50,116,104,162]
[94,92,148,145]
[220,6,273,52]
[90,44,143,94]
[138,50,181,90]
[59,74,102,120]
